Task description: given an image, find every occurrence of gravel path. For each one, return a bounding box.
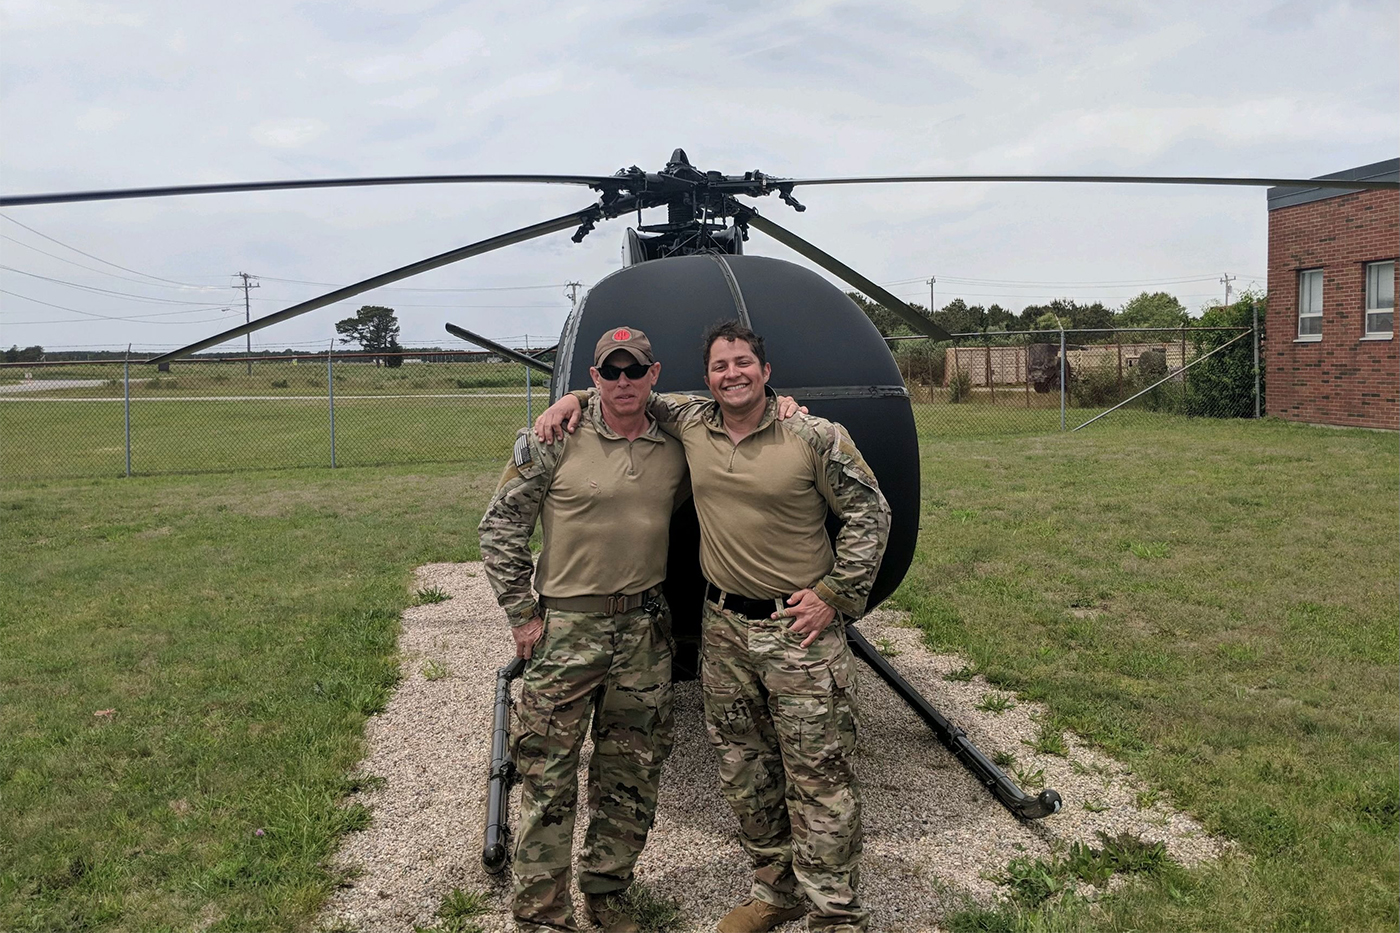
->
[318,563,1228,932]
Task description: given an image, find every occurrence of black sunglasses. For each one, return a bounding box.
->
[597,363,651,380]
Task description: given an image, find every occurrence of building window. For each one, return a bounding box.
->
[1297,269,1323,339]
[1365,261,1394,337]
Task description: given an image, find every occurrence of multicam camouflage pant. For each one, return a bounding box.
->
[701,600,867,932]
[511,601,674,932]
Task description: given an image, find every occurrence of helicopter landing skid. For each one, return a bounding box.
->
[846,625,1063,821]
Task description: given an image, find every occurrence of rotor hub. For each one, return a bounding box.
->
[583,150,803,257]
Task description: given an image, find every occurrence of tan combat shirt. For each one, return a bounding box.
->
[478,395,689,625]
[572,388,891,618]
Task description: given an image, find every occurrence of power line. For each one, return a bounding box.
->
[0,235,223,292]
[0,265,231,305]
[1,287,229,319]
[4,313,233,326]
[0,213,201,288]
[239,294,566,309]
[255,275,570,293]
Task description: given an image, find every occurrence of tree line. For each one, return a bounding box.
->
[849,290,1193,338]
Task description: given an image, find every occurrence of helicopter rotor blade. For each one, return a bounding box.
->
[445,323,554,375]
[740,208,953,342]
[0,174,622,208]
[779,174,1400,191]
[146,206,600,365]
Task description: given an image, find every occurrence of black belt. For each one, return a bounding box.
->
[705,582,791,620]
[538,584,663,616]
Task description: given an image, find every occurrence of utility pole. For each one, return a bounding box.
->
[1220,273,1236,308]
[564,281,582,313]
[233,272,259,375]
[926,275,936,312]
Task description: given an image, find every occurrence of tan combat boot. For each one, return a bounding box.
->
[583,892,641,933]
[716,897,806,932]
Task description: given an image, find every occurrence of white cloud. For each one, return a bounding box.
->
[0,0,1393,349]
[0,0,143,30]
[73,106,127,133]
[374,86,441,110]
[251,118,329,149]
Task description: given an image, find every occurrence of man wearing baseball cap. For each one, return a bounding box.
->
[480,326,685,932]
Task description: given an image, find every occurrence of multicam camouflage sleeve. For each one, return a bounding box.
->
[812,422,892,619]
[644,391,713,425]
[477,429,561,627]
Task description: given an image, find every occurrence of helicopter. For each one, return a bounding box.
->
[6,151,1394,867]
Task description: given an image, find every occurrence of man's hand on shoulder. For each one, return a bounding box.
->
[534,393,583,442]
[773,588,837,648]
[776,395,807,420]
[513,616,544,659]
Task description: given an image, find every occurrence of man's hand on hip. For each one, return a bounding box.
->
[513,616,544,659]
[773,589,837,648]
[534,394,582,442]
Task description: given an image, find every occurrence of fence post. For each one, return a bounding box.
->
[1116,332,1123,394]
[525,333,533,427]
[327,340,337,468]
[1023,337,1030,408]
[124,344,132,477]
[1059,327,1066,431]
[985,334,994,401]
[1252,304,1261,418]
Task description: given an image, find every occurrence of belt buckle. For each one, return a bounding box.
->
[605,595,618,616]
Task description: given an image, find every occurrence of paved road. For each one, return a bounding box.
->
[0,379,113,394]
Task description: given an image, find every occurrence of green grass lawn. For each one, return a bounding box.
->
[900,416,1399,931]
[1,415,1395,931]
[1,397,534,478]
[4,360,548,397]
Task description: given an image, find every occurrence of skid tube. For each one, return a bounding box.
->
[846,625,1062,820]
[482,657,527,873]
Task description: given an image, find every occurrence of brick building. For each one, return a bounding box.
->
[1266,159,1398,429]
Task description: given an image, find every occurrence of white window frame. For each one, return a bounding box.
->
[1297,268,1323,341]
[1363,260,1394,339]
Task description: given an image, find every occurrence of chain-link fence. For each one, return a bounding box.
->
[2,327,1260,480]
[0,350,547,479]
[889,325,1260,437]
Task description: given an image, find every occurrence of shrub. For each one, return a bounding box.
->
[947,369,973,403]
[1184,292,1263,418]
[1136,348,1168,383]
[895,340,946,387]
[269,379,289,389]
[1069,358,1123,408]
[453,371,550,390]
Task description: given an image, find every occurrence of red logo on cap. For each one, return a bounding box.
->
[613,329,631,341]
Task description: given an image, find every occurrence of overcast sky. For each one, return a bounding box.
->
[1,0,1395,354]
